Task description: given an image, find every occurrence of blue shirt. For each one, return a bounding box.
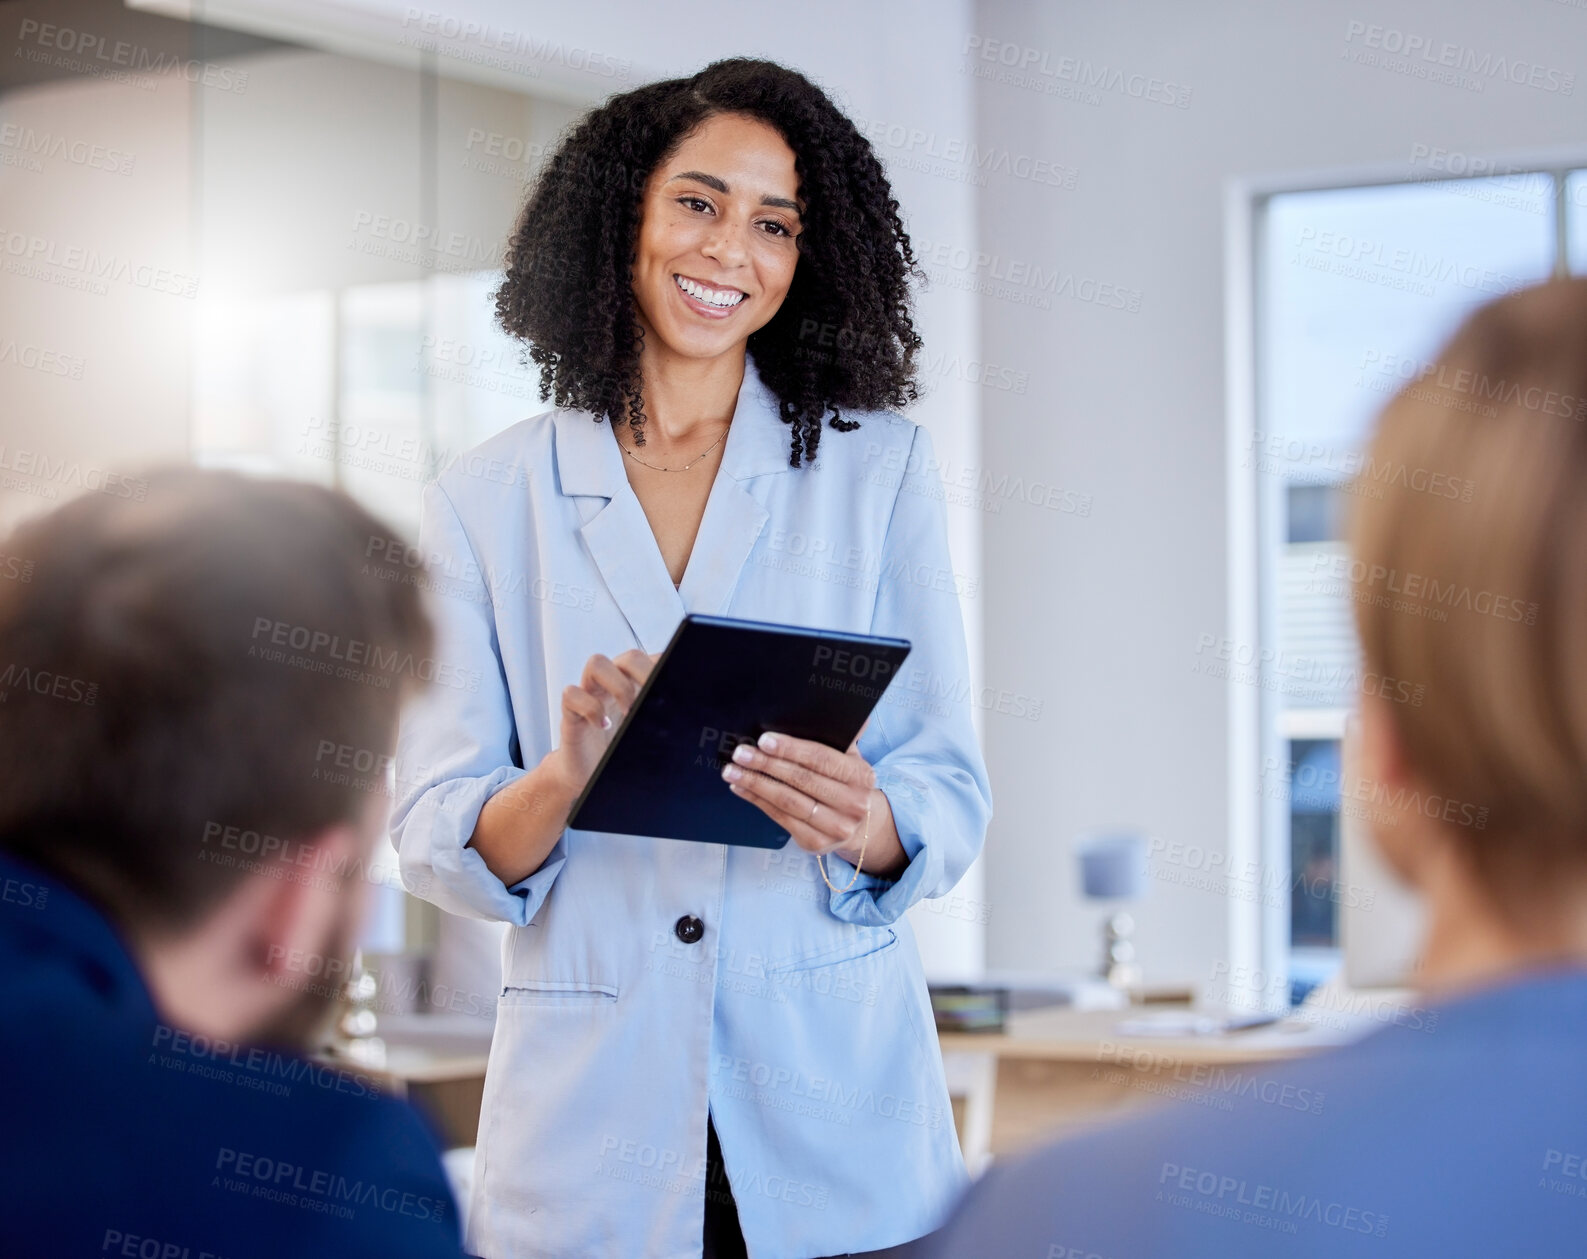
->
[910,968,1587,1258]
[0,850,466,1258]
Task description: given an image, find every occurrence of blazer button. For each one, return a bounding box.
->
[674,915,705,944]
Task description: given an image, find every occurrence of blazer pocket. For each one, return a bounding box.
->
[499,980,619,1006]
[765,928,899,974]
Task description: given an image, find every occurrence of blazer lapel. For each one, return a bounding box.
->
[554,356,795,654]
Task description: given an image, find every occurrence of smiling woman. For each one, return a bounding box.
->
[391,56,993,1259]
[493,57,924,468]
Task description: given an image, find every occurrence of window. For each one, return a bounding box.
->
[185,45,571,962]
[1250,164,1583,999]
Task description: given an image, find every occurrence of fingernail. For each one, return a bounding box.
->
[732,744,756,765]
[722,764,743,782]
[758,732,779,752]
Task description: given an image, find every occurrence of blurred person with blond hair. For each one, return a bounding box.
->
[909,277,1587,1257]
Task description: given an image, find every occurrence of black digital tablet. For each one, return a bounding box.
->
[565,614,912,848]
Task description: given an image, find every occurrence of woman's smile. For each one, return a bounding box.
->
[673,272,748,318]
[628,112,801,361]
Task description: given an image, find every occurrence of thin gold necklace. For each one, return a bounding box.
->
[615,422,730,472]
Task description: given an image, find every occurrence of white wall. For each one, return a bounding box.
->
[973,0,1587,988]
[26,0,992,979]
[30,0,1577,996]
[187,0,991,980]
[0,66,195,538]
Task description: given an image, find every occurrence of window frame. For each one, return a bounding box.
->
[1225,152,1586,1011]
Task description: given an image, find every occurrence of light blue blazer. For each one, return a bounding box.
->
[391,355,994,1259]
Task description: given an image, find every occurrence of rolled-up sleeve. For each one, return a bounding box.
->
[390,478,566,926]
[824,421,993,926]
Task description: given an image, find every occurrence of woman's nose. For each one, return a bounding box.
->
[699,217,751,267]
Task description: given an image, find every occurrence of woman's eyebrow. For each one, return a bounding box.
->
[667,170,802,214]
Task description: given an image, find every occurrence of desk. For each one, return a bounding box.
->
[324,1005,1363,1175]
[938,1005,1362,1172]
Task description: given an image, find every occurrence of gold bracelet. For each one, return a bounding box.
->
[817,792,870,893]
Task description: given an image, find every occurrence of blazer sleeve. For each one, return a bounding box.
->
[823,421,994,926]
[389,478,568,926]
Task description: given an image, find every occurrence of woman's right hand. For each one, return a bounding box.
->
[470,647,660,888]
[547,649,659,795]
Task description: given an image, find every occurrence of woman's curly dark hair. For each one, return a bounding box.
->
[493,57,924,468]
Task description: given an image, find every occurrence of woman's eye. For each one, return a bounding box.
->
[758,220,793,238]
[678,196,713,213]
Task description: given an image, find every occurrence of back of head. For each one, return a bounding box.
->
[0,468,433,939]
[1348,277,1587,913]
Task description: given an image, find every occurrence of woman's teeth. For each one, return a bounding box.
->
[675,275,746,308]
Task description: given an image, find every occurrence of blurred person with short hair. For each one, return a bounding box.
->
[909,278,1587,1257]
[0,469,466,1258]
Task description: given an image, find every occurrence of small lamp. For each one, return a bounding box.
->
[1077,831,1148,994]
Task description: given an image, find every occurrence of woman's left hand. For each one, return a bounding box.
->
[722,722,906,877]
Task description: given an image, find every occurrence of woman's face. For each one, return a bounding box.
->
[631,111,803,365]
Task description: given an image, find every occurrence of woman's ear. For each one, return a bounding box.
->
[1352,693,1422,890]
